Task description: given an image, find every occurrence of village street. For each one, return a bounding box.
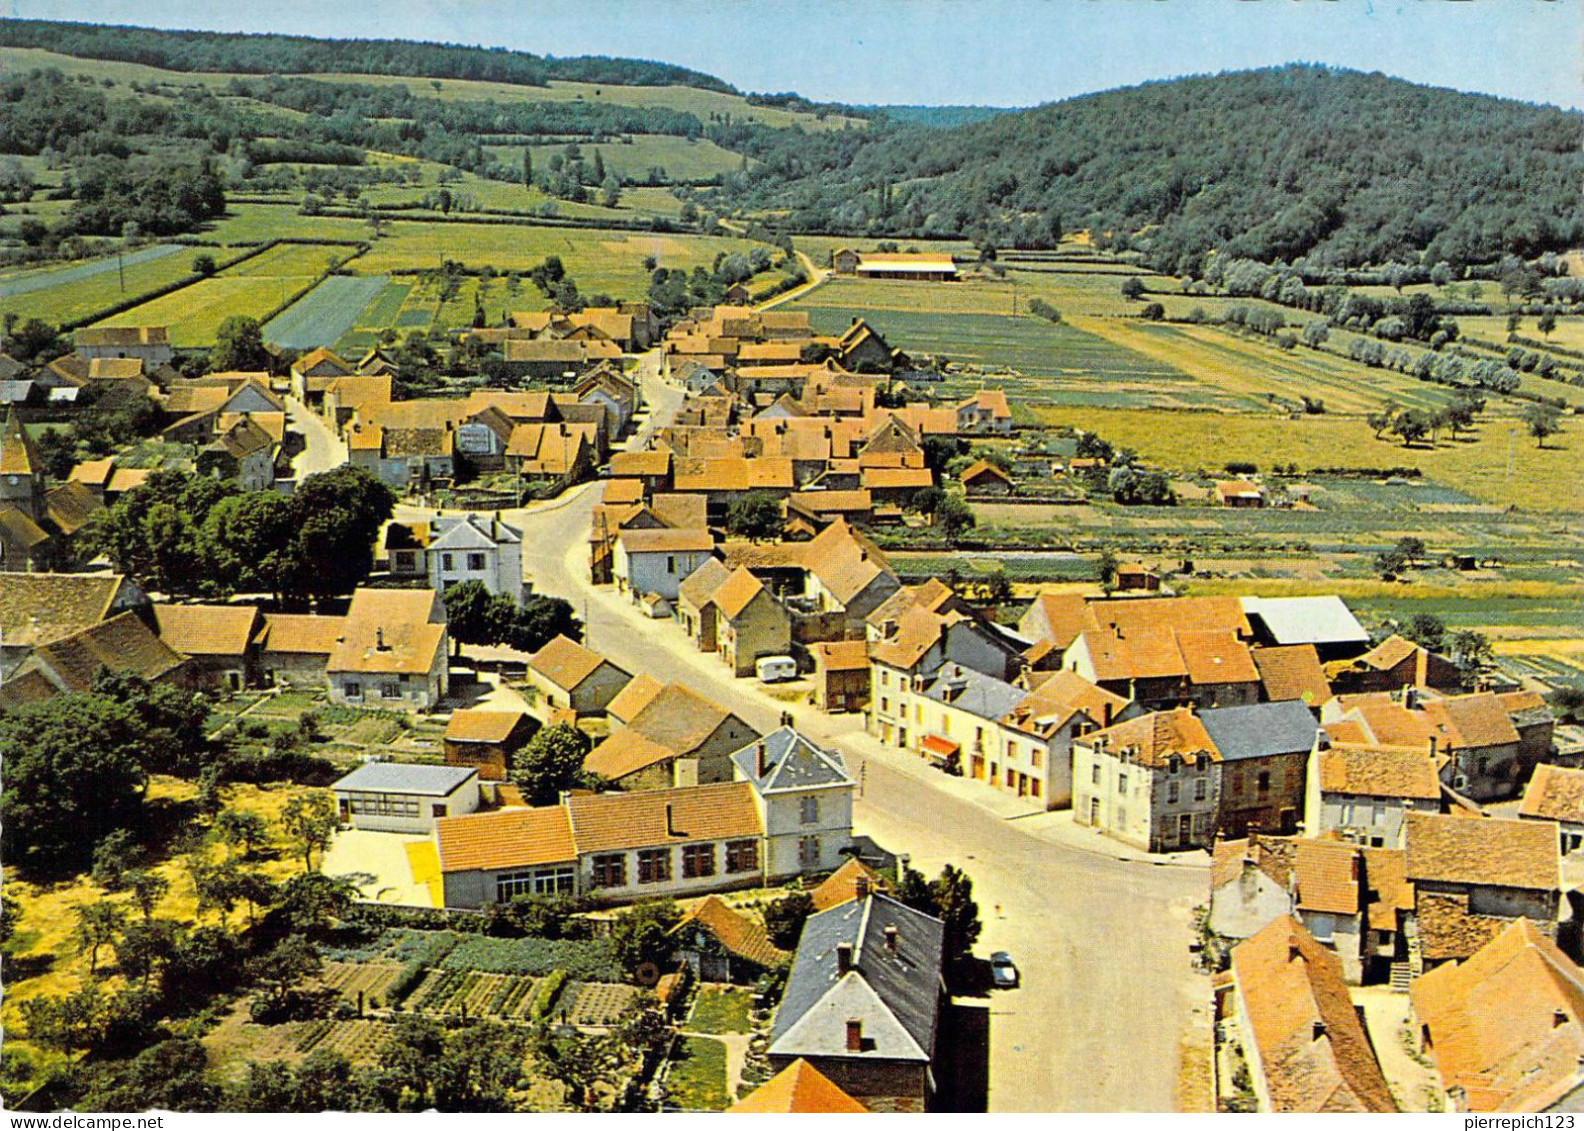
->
[431,364,1209,1112]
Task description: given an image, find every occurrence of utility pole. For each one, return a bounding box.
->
[1508,425,1516,483]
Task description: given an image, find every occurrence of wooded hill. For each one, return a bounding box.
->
[0,18,736,92]
[705,66,1583,272]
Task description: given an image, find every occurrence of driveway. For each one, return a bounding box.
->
[323,827,438,908]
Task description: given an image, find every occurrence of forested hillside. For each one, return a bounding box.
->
[0,19,735,91]
[705,66,1583,272]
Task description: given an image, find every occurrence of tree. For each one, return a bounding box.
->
[724,490,784,541]
[929,864,983,967]
[112,918,178,990]
[249,935,322,1018]
[1373,546,1408,580]
[284,467,397,600]
[81,1038,219,1112]
[506,594,581,654]
[511,723,593,807]
[443,580,508,653]
[611,899,681,975]
[1404,613,1447,651]
[192,252,217,276]
[0,893,20,949]
[280,792,339,872]
[210,315,271,373]
[539,1031,624,1112]
[1120,276,1145,301]
[270,872,354,936]
[1139,301,1166,321]
[0,695,150,875]
[127,870,170,921]
[1522,402,1561,448]
[75,901,128,976]
[936,494,976,543]
[1096,546,1120,593]
[1395,536,1426,567]
[601,173,621,209]
[907,485,946,517]
[1449,629,1493,674]
[202,490,296,597]
[1538,311,1558,338]
[522,146,533,189]
[762,892,814,950]
[1366,402,1400,440]
[1392,409,1430,447]
[212,808,270,861]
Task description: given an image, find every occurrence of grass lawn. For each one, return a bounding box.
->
[665,1035,730,1111]
[689,985,754,1035]
[1029,405,1583,513]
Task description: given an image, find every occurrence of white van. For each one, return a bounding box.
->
[755,655,798,683]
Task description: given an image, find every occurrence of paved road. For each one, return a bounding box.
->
[498,368,1208,1112]
[285,395,347,479]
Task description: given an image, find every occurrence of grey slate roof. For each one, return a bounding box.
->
[920,663,1027,722]
[769,894,944,1063]
[731,727,853,793]
[428,514,522,551]
[1199,700,1319,762]
[332,761,477,796]
[1241,596,1368,647]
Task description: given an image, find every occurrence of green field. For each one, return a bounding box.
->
[1029,405,1582,513]
[355,222,772,297]
[98,243,356,347]
[265,274,390,350]
[0,245,209,327]
[489,136,748,184]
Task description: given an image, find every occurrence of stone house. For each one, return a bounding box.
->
[326,588,449,710]
[583,682,759,790]
[151,603,262,691]
[1304,740,1443,848]
[525,634,632,716]
[613,527,716,602]
[443,708,537,782]
[712,567,793,678]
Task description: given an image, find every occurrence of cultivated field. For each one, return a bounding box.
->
[488,136,748,184]
[0,244,203,327]
[265,275,389,350]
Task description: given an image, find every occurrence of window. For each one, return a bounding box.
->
[432,804,447,818]
[638,848,671,884]
[1477,756,1490,775]
[1169,758,1180,776]
[1167,781,1181,804]
[1194,778,1208,801]
[343,681,363,699]
[1256,771,1271,794]
[880,670,889,688]
[344,794,420,818]
[1031,749,1042,769]
[725,839,759,874]
[496,867,575,901]
[395,551,416,570]
[667,555,676,573]
[798,836,821,867]
[381,682,402,699]
[591,854,626,888]
[1092,764,1102,786]
[1178,814,1193,845]
[682,844,715,879]
[880,697,890,715]
[442,553,455,571]
[467,552,487,571]
[1230,769,1243,795]
[1117,773,1128,794]
[1031,779,1041,799]
[800,796,820,825]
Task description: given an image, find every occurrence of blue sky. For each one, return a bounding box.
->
[14,0,1584,110]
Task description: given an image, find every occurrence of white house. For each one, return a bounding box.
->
[730,727,856,878]
[1304,740,1443,848]
[426,515,524,605]
[613,527,715,602]
[333,762,479,833]
[326,588,449,710]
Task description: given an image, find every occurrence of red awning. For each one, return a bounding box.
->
[922,734,960,759]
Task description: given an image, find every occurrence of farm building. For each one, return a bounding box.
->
[832,249,958,281]
[443,708,537,781]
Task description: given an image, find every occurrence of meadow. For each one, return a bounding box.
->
[487,136,748,184]
[0,245,206,327]
[1028,405,1582,513]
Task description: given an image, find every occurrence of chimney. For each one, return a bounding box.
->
[855,876,870,899]
[845,1018,863,1052]
[1312,1021,1327,1041]
[884,924,899,954]
[755,742,766,778]
[665,802,677,837]
[1557,1009,1571,1029]
[1350,853,1360,881]
[1103,702,1114,727]
[375,627,386,650]
[558,790,573,807]
[1428,735,1438,760]
[1404,686,1420,711]
[1288,941,1302,963]
[836,942,853,974]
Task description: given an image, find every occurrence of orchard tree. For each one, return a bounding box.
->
[1523,402,1561,448]
[280,792,339,873]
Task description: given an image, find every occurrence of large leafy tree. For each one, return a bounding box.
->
[284,467,397,601]
[724,491,784,542]
[0,696,150,874]
[209,315,271,373]
[510,723,593,806]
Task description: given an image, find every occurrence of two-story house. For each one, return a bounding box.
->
[1304,740,1443,847]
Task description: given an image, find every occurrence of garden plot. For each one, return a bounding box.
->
[317,960,406,1007]
[564,981,645,1028]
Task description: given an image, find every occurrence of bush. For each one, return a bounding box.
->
[528,969,570,1020]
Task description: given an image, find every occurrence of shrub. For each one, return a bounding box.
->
[528,969,569,1020]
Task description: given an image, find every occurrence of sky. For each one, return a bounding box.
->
[12,0,1584,110]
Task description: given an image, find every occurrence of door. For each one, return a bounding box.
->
[1178,814,1193,845]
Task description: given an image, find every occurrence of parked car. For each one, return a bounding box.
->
[990,951,1019,989]
[755,655,797,683]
